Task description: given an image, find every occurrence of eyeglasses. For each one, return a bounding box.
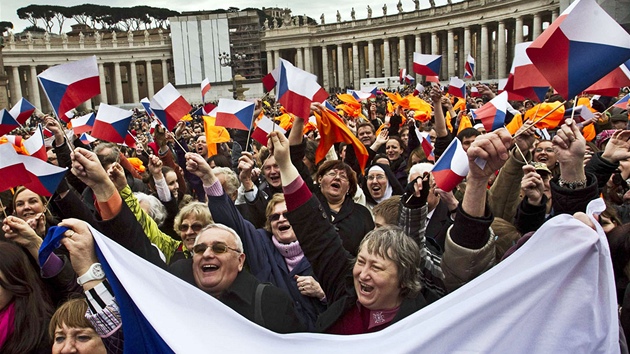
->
[324,170,349,181]
[535,147,554,154]
[367,174,386,181]
[269,212,287,222]
[192,242,240,255]
[178,223,204,232]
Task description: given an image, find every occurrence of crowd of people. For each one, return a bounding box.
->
[1,79,630,353]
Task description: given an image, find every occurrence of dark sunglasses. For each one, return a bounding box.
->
[178,223,204,232]
[192,242,240,255]
[269,212,287,222]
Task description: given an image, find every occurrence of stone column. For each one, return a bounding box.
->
[551,9,559,22]
[498,21,507,79]
[266,51,273,71]
[114,62,124,104]
[352,42,360,88]
[515,17,524,44]
[383,39,391,77]
[273,51,280,68]
[368,40,375,78]
[11,66,23,103]
[533,13,542,39]
[130,62,140,103]
[464,27,471,58]
[145,61,154,97]
[304,47,312,73]
[559,0,571,12]
[98,63,108,104]
[431,32,438,55]
[84,98,93,111]
[481,24,489,80]
[447,29,455,78]
[398,37,406,73]
[415,34,421,53]
[322,46,330,89]
[296,48,303,69]
[337,44,344,87]
[161,59,169,87]
[29,66,41,109]
[342,47,350,86]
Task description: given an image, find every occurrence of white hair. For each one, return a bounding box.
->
[408,163,434,183]
[212,167,239,200]
[195,223,244,253]
[134,192,167,226]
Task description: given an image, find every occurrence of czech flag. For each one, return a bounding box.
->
[614,93,630,110]
[91,104,133,144]
[69,112,95,134]
[0,109,21,136]
[526,0,630,100]
[79,133,97,145]
[201,78,211,101]
[464,54,475,79]
[584,59,630,96]
[276,59,328,119]
[413,53,442,77]
[215,99,255,131]
[426,75,440,84]
[563,105,595,124]
[37,56,100,121]
[405,74,416,85]
[9,98,36,125]
[470,86,481,98]
[413,83,425,96]
[417,130,435,162]
[16,153,67,197]
[508,42,549,102]
[399,68,407,84]
[0,144,32,192]
[251,115,286,146]
[473,92,508,132]
[431,138,469,192]
[140,97,154,117]
[262,66,280,92]
[151,84,191,131]
[23,124,47,162]
[447,77,466,99]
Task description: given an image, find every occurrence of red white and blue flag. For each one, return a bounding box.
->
[399,68,407,84]
[37,56,100,121]
[464,54,475,79]
[584,59,630,96]
[563,105,595,123]
[413,83,425,96]
[404,74,415,85]
[215,99,255,131]
[614,93,630,110]
[262,66,280,92]
[0,109,20,136]
[17,153,67,196]
[141,97,154,117]
[473,91,508,132]
[9,98,36,125]
[417,130,434,161]
[252,115,286,146]
[276,59,328,119]
[79,133,97,145]
[431,137,469,192]
[150,84,191,131]
[0,144,32,192]
[350,87,377,101]
[69,112,96,134]
[413,53,442,77]
[447,77,466,99]
[23,124,47,162]
[507,42,549,102]
[91,104,133,144]
[201,78,211,101]
[526,0,630,100]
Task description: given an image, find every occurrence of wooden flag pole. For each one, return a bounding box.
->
[0,199,7,219]
[513,101,566,140]
[127,130,150,156]
[151,115,187,153]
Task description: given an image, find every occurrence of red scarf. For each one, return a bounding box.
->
[0,302,15,350]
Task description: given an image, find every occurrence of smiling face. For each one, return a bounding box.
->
[262,155,282,188]
[196,135,208,157]
[192,228,245,297]
[179,214,205,251]
[353,243,401,310]
[534,141,557,169]
[318,168,350,204]
[386,139,403,161]
[14,189,44,220]
[269,202,297,243]
[165,171,179,199]
[52,324,106,354]
[358,126,376,146]
[367,169,389,200]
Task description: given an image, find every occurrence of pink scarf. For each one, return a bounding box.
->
[272,237,305,272]
[0,302,15,350]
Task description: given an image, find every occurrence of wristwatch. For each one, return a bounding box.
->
[77,263,105,286]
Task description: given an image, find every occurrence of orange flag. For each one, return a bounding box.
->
[457,114,473,135]
[315,108,369,173]
[505,113,524,135]
[524,102,565,129]
[203,116,231,157]
[582,123,596,142]
[445,110,454,133]
[453,97,466,112]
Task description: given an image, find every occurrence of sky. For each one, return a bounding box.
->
[1,0,454,33]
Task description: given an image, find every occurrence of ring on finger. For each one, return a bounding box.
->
[66,230,75,238]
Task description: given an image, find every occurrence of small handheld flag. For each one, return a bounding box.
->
[431,138,469,192]
[91,104,133,144]
[215,99,255,131]
[150,84,191,131]
[413,53,442,77]
[464,54,475,79]
[9,98,36,125]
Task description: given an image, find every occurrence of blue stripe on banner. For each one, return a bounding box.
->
[38,77,67,117]
[567,41,630,99]
[95,246,175,354]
